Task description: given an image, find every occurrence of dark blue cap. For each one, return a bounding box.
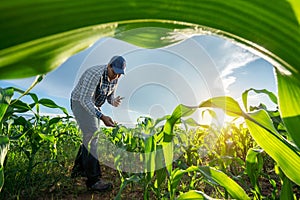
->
[109,56,126,74]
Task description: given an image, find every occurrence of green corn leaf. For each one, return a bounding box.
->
[0,136,9,191]
[199,96,244,117]
[9,75,44,103]
[163,104,196,140]
[144,136,156,176]
[38,98,68,116]
[164,104,196,136]
[280,175,294,200]
[169,166,201,198]
[1,0,300,86]
[246,148,264,195]
[0,23,116,79]
[114,22,188,48]
[38,133,55,143]
[0,168,4,192]
[170,168,186,195]
[155,145,167,188]
[154,115,169,128]
[114,174,141,200]
[198,166,250,200]
[177,190,216,200]
[202,109,217,120]
[6,86,39,115]
[170,166,198,190]
[0,87,14,122]
[245,110,300,186]
[162,141,173,176]
[0,136,9,167]
[10,100,32,113]
[48,117,62,126]
[276,69,300,148]
[162,104,195,174]
[288,0,300,24]
[242,88,278,112]
[182,118,201,127]
[11,116,32,131]
[9,87,39,104]
[181,118,209,132]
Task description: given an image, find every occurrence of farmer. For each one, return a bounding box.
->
[70,55,126,192]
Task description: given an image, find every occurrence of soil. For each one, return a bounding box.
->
[41,165,144,200]
[40,165,300,200]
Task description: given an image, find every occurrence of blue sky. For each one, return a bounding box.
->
[0,35,277,125]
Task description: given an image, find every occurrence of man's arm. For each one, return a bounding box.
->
[107,89,115,105]
[78,67,103,118]
[100,114,115,127]
[107,83,123,107]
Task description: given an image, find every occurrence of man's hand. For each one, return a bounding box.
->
[112,96,124,107]
[100,115,115,127]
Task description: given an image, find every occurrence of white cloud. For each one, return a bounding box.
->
[221,76,236,93]
[214,40,259,93]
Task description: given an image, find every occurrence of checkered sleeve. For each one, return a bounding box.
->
[78,67,103,118]
[107,89,115,105]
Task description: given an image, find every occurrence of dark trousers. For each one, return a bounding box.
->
[71,100,101,187]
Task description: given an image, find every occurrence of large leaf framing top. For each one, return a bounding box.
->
[0,0,299,81]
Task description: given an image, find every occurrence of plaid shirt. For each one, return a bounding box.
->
[71,65,118,118]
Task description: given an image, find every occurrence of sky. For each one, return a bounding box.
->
[0,35,277,125]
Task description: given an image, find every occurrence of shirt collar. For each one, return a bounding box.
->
[103,67,109,81]
[103,66,117,84]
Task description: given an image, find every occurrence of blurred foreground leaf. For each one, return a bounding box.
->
[0,0,299,84]
[276,70,300,148]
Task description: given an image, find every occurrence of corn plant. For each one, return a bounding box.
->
[155,92,299,199]
[103,105,252,199]
[0,87,13,191]
[194,96,300,199]
[100,87,299,199]
[242,88,299,200]
[101,117,166,199]
[152,104,251,199]
[0,85,70,189]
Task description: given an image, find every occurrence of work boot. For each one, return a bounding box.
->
[88,179,113,192]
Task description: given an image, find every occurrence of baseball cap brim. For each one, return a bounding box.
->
[112,66,125,74]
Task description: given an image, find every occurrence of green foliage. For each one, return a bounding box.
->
[101,110,254,199]
[288,0,300,24]
[246,148,264,199]
[0,88,14,123]
[197,166,250,200]
[242,88,278,112]
[0,85,71,191]
[95,91,300,199]
[2,87,299,199]
[276,69,300,148]
[177,190,216,200]
[1,119,81,199]
[0,136,9,191]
